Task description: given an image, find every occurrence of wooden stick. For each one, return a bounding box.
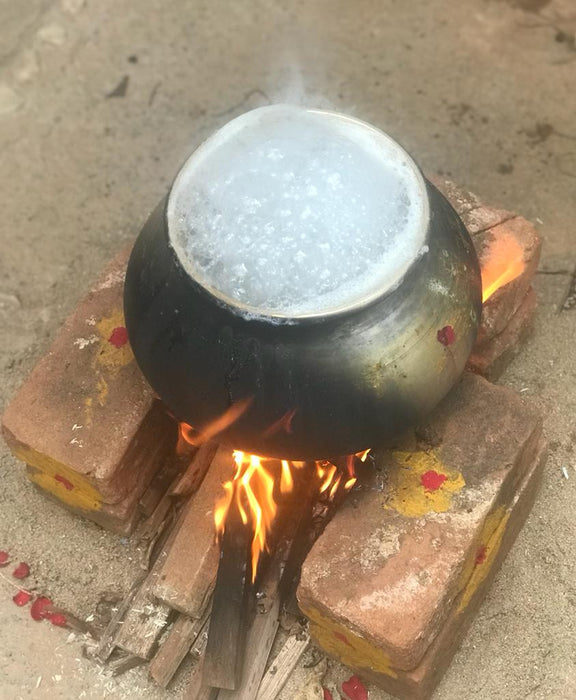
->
[95,573,146,662]
[152,447,235,617]
[149,605,211,688]
[170,442,219,498]
[107,652,146,677]
[114,527,180,660]
[256,630,310,700]
[185,658,219,700]
[202,502,252,690]
[218,583,281,700]
[218,464,317,700]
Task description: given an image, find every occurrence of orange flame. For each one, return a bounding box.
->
[214,451,281,582]
[213,450,364,582]
[481,233,525,303]
[178,397,253,449]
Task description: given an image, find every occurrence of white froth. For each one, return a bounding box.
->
[168,105,429,318]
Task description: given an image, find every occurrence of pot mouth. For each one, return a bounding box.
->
[167,104,430,322]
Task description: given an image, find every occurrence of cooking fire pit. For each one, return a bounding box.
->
[1,105,544,700]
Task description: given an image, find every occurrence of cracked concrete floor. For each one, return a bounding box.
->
[0,0,575,698]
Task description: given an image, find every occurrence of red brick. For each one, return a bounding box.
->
[344,435,546,699]
[427,176,482,216]
[2,246,177,531]
[468,286,537,380]
[462,205,514,236]
[298,374,543,677]
[475,216,541,342]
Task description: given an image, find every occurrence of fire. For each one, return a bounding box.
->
[177,397,253,450]
[214,452,282,582]
[481,233,525,303]
[213,449,368,582]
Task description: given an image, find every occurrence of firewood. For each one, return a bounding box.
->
[106,652,146,677]
[149,605,211,688]
[218,587,281,700]
[184,658,219,700]
[139,449,190,517]
[203,503,252,690]
[152,447,235,617]
[256,629,310,700]
[113,530,179,659]
[113,572,173,659]
[95,573,146,662]
[170,441,219,498]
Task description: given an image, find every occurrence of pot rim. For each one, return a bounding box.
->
[166,105,431,323]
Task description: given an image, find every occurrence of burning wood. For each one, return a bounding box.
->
[203,502,252,690]
[200,448,367,692]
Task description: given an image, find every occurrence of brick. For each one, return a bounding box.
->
[468,286,536,380]
[298,374,544,678]
[462,205,513,236]
[152,446,235,617]
[474,216,541,341]
[427,175,482,216]
[2,246,178,531]
[336,436,546,700]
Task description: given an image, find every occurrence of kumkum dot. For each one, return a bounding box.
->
[323,689,334,700]
[421,470,448,491]
[55,474,74,491]
[333,630,353,647]
[0,551,9,566]
[475,544,487,566]
[108,326,129,348]
[437,325,456,346]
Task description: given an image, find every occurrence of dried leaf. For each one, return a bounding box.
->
[13,590,32,606]
[12,562,30,579]
[342,674,368,700]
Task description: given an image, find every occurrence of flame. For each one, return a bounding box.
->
[213,450,364,582]
[481,233,525,303]
[214,452,279,582]
[178,397,253,449]
[280,460,294,494]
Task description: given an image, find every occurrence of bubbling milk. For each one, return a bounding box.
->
[168,105,429,318]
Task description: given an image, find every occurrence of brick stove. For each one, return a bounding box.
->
[1,179,544,699]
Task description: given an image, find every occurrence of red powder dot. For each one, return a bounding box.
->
[475,544,487,566]
[0,551,9,566]
[323,689,334,700]
[108,326,128,348]
[421,470,448,491]
[437,325,456,346]
[55,474,74,491]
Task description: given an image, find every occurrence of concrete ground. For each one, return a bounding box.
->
[0,0,575,697]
